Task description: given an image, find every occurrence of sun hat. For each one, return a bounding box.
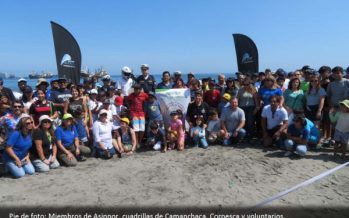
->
[36,78,49,87]
[62,113,73,120]
[98,109,109,117]
[119,117,130,125]
[222,93,231,101]
[38,115,53,126]
[339,99,349,109]
[122,66,132,73]
[174,71,182,76]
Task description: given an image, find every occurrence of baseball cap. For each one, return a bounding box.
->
[38,115,53,126]
[222,93,231,101]
[119,117,130,125]
[174,71,182,76]
[89,89,98,94]
[114,96,123,106]
[102,75,111,81]
[148,91,157,99]
[62,113,73,120]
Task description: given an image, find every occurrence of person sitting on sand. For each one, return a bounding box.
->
[206,109,222,144]
[261,95,288,147]
[55,113,91,166]
[167,110,185,151]
[220,97,246,146]
[3,116,35,178]
[284,114,320,157]
[190,115,208,149]
[115,117,137,155]
[31,115,60,172]
[92,109,123,159]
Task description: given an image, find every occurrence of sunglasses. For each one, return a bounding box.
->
[26,121,34,126]
[42,120,51,123]
[13,105,22,108]
[100,113,108,117]
[311,80,319,82]
[243,84,250,86]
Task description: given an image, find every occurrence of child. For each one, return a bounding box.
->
[144,92,164,132]
[190,115,208,149]
[207,110,222,144]
[329,100,349,158]
[147,121,167,151]
[113,95,127,129]
[167,111,185,151]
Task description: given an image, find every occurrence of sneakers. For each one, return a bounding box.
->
[76,155,87,162]
[284,151,293,157]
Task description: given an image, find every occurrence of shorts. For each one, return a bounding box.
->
[334,130,349,145]
[132,116,145,132]
[266,125,281,137]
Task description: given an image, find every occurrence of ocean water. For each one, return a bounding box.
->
[4,73,227,92]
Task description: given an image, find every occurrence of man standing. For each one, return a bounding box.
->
[215,73,226,94]
[327,66,349,108]
[186,91,210,127]
[220,98,246,145]
[156,71,172,89]
[117,66,135,97]
[137,64,156,93]
[127,84,148,147]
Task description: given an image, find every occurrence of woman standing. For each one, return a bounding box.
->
[92,109,123,158]
[22,86,36,114]
[305,75,326,128]
[237,77,260,139]
[55,113,91,166]
[31,115,60,172]
[283,78,305,116]
[3,117,35,178]
[64,86,90,148]
[29,89,58,127]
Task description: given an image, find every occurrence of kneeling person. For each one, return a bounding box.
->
[147,121,167,151]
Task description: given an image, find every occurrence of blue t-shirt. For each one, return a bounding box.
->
[144,100,163,121]
[258,87,283,106]
[288,118,320,143]
[54,126,78,147]
[3,131,32,162]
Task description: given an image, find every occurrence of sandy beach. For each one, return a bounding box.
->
[0,144,348,209]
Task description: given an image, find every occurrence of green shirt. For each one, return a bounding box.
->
[283,89,305,111]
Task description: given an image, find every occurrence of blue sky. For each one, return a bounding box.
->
[0,0,348,76]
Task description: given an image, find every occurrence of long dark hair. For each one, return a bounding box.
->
[288,78,301,90]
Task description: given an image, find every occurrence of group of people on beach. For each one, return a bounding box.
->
[0,63,349,179]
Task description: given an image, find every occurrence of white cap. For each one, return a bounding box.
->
[122,66,132,73]
[38,115,53,126]
[102,75,111,80]
[18,78,27,83]
[98,109,109,117]
[174,71,182,75]
[140,64,149,69]
[89,89,98,94]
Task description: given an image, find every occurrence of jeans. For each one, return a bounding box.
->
[32,156,60,172]
[241,106,256,138]
[284,139,307,156]
[193,135,208,149]
[96,147,116,159]
[6,161,35,179]
[223,128,246,146]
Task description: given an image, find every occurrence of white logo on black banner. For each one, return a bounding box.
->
[242,52,254,64]
[60,54,76,68]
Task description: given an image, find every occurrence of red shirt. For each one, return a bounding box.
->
[204,90,221,108]
[127,92,148,117]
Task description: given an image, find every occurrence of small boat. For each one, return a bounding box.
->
[29,71,54,79]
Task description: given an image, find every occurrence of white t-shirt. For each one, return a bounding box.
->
[261,105,288,130]
[117,77,133,96]
[92,120,114,149]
